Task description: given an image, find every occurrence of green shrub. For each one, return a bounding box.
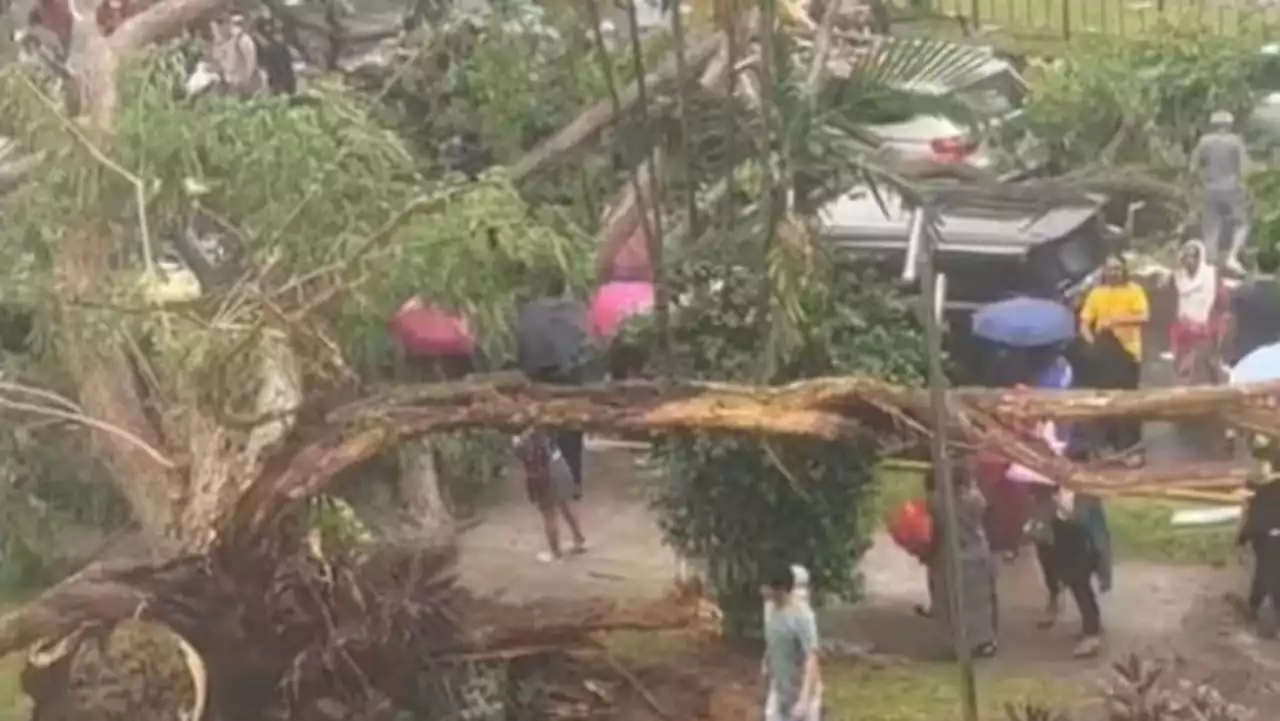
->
[649,259,926,640]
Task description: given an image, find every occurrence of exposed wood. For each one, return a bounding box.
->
[509,34,721,181]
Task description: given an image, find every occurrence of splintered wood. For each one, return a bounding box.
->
[249,375,1280,508]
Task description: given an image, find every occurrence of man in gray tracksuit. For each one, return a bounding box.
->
[1190,110,1250,271]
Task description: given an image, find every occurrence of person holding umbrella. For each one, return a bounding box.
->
[971,296,1077,559]
[389,296,478,381]
[515,273,592,498]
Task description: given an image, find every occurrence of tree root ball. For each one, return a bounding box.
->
[24,621,198,721]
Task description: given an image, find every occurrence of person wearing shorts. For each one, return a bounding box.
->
[513,429,587,563]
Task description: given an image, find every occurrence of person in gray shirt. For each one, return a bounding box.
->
[1190,110,1250,271]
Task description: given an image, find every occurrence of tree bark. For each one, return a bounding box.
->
[49,0,246,558]
[397,440,453,535]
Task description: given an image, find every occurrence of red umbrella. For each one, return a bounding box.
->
[589,281,654,341]
[389,297,475,357]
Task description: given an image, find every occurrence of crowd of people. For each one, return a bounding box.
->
[882,109,1280,668]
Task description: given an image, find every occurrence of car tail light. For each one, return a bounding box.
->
[929,136,978,162]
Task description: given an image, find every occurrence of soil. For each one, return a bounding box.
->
[457,443,1280,719]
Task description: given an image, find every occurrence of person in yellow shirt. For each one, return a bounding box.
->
[1078,255,1150,464]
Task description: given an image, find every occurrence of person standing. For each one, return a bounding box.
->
[763,564,823,720]
[254,15,297,97]
[1078,255,1149,463]
[925,460,999,659]
[1029,482,1112,657]
[1236,434,1280,638]
[513,428,587,564]
[1170,240,1227,386]
[1190,110,1250,271]
[762,564,823,721]
[211,13,264,99]
[515,274,591,498]
[1226,246,1280,366]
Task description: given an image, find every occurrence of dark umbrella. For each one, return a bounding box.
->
[972,296,1075,348]
[515,297,589,381]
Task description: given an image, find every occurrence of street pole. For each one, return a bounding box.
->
[903,204,979,721]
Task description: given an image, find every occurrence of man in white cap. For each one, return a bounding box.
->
[1190,110,1250,272]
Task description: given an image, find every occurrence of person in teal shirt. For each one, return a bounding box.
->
[762,564,822,721]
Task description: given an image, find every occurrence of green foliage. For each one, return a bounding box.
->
[0,37,593,545]
[0,44,589,394]
[1249,168,1280,260]
[432,431,510,517]
[649,257,926,640]
[306,495,375,557]
[1024,24,1264,169]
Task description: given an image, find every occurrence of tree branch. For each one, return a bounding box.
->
[108,0,228,53]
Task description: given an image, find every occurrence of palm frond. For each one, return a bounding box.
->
[846,36,1000,90]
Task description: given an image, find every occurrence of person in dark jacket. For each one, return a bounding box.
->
[515,273,592,497]
[1236,433,1280,638]
[1025,443,1113,658]
[1226,246,1280,366]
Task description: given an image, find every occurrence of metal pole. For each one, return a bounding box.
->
[918,214,979,721]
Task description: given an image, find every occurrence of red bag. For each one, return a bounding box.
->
[888,499,934,561]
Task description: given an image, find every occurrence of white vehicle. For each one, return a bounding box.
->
[860,54,1046,177]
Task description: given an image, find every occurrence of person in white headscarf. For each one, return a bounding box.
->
[1191,110,1250,272]
[1169,239,1225,386]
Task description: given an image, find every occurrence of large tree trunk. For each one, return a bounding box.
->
[398,440,453,535]
[49,0,261,558]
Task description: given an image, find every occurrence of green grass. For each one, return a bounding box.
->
[606,630,1073,721]
[824,663,1070,721]
[890,0,1280,44]
[0,654,26,721]
[873,463,1236,566]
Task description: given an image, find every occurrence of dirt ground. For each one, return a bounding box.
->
[457,444,1280,717]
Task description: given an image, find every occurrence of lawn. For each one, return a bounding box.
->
[874,462,1237,566]
[606,629,1073,721]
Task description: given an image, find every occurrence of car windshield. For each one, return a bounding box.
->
[951,70,1026,117]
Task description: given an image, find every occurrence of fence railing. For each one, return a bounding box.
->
[889,0,1280,41]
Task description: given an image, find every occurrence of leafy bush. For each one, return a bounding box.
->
[649,256,926,640]
[1025,25,1264,170]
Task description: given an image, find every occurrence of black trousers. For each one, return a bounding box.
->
[1037,539,1102,636]
[1248,535,1280,614]
[1099,351,1142,452]
[528,366,585,494]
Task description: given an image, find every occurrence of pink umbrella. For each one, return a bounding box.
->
[390,297,475,357]
[590,281,654,341]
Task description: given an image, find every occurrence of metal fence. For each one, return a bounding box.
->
[890,0,1280,41]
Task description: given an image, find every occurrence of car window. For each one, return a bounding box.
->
[950,70,1026,118]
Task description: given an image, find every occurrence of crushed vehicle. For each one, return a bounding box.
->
[855,49,1048,178]
[818,185,1130,381]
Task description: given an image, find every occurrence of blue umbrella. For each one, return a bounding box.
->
[972,296,1075,348]
[1230,341,1280,385]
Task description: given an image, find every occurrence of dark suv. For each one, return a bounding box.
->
[818,186,1125,380]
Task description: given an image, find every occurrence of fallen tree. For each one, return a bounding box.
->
[0,363,1272,717]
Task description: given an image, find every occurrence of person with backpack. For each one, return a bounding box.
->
[513,427,587,564]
